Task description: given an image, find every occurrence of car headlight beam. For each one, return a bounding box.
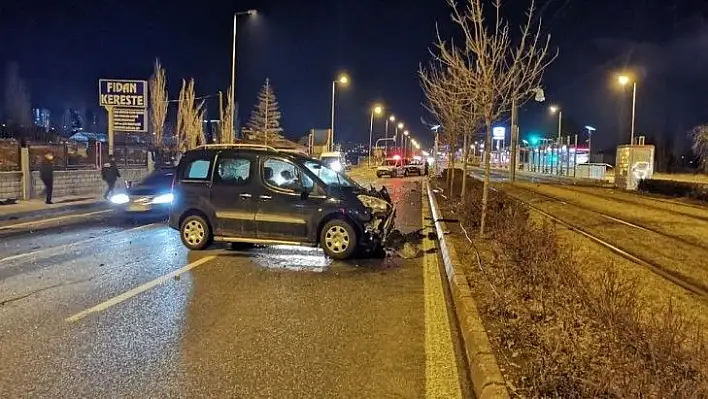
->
[151,193,174,204]
[110,194,130,204]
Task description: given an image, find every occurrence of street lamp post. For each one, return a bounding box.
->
[403,130,410,159]
[585,125,596,161]
[231,9,256,138]
[396,122,404,153]
[368,105,383,167]
[618,75,637,145]
[386,115,395,155]
[550,105,562,142]
[330,74,349,151]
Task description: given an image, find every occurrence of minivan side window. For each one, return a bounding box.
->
[263,158,314,193]
[215,156,251,185]
[183,159,211,180]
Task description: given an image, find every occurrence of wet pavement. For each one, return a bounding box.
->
[0,176,471,397]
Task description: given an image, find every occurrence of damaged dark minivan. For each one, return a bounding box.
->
[168,144,396,259]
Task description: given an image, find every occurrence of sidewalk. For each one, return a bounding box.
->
[0,195,108,223]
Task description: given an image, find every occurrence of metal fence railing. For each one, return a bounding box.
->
[0,139,149,171]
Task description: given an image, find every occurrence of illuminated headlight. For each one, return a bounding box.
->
[151,193,174,204]
[330,160,342,172]
[357,195,390,213]
[110,194,130,204]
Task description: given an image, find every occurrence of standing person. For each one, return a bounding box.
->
[39,153,54,204]
[101,155,121,199]
[424,160,429,176]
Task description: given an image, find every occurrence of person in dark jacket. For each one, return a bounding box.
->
[101,156,121,199]
[39,153,54,204]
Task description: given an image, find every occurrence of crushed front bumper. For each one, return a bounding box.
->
[362,206,396,248]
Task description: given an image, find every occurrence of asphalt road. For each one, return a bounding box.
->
[0,176,471,398]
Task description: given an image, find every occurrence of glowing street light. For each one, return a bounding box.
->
[330,73,350,150]
[617,74,637,145]
[384,115,396,154]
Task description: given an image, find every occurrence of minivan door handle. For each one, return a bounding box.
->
[259,195,272,200]
[239,193,252,198]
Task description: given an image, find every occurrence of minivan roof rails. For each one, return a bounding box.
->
[194,143,279,151]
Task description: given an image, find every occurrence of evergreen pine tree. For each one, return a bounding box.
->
[246,78,283,145]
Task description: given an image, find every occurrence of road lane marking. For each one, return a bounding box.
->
[0,209,113,231]
[65,255,216,323]
[0,222,161,266]
[422,183,463,398]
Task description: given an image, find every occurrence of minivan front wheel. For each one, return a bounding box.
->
[321,219,357,259]
[180,215,212,250]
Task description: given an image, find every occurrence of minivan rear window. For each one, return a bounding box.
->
[184,159,211,179]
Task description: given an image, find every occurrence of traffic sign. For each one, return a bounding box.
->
[111,108,147,132]
[99,79,148,108]
[493,127,505,140]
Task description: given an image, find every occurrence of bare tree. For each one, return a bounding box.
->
[176,79,206,152]
[690,125,708,173]
[3,61,32,127]
[430,0,556,235]
[149,59,168,149]
[420,61,465,197]
[246,78,283,145]
[219,87,234,144]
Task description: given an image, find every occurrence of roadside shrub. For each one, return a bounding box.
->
[442,177,708,397]
[638,178,708,202]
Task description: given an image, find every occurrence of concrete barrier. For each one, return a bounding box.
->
[426,182,510,399]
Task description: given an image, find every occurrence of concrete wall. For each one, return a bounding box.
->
[0,171,22,200]
[30,168,150,198]
[0,168,150,200]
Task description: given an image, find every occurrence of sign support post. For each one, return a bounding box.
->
[107,106,114,156]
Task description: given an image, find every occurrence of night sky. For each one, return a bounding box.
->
[2,0,708,153]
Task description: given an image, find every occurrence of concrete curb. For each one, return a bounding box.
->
[425,182,510,399]
[0,200,109,225]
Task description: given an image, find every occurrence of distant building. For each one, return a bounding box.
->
[32,108,51,131]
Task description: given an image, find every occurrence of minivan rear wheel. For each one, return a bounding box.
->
[180,215,212,250]
[320,219,357,259]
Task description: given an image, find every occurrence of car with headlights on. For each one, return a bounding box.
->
[168,144,395,259]
[109,168,175,215]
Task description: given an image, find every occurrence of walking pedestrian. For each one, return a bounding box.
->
[39,153,54,204]
[101,155,121,199]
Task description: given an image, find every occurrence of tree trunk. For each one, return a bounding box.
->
[480,121,492,236]
[449,149,456,198]
[461,133,469,200]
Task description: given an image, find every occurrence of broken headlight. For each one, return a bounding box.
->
[357,195,390,213]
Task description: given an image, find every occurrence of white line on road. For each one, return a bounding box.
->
[65,255,216,323]
[0,222,160,266]
[0,209,114,231]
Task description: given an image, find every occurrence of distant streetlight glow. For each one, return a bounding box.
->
[374,105,383,114]
[389,115,396,122]
[618,75,630,86]
[397,122,404,129]
[338,74,349,85]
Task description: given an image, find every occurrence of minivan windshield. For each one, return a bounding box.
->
[304,160,359,188]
